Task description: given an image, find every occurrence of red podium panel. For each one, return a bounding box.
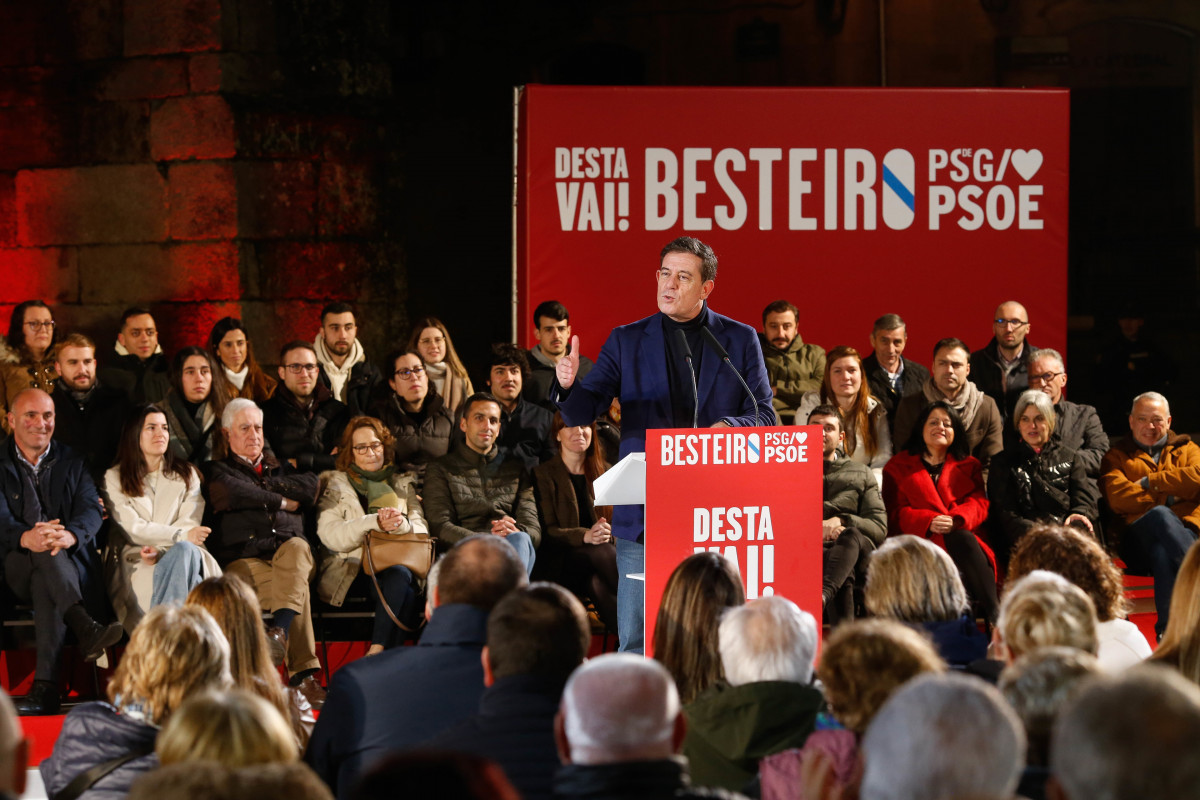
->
[644,426,823,655]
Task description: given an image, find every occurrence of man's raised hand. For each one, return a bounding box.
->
[556,335,581,389]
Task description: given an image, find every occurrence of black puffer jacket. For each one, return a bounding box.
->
[368,388,455,483]
[262,383,349,473]
[205,454,320,564]
[987,440,1098,559]
[423,441,541,549]
[40,702,159,800]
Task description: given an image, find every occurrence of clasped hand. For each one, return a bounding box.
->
[21,520,76,556]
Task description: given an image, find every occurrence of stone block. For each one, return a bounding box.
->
[150,94,235,161]
[317,161,380,238]
[0,248,78,304]
[237,111,320,159]
[95,58,189,101]
[238,299,322,362]
[255,240,403,301]
[0,5,45,67]
[78,241,240,304]
[0,66,74,108]
[168,161,236,240]
[0,106,72,170]
[78,101,152,164]
[161,301,244,355]
[124,0,222,56]
[66,0,123,61]
[16,165,167,246]
[235,161,316,239]
[188,54,222,94]
[0,173,14,246]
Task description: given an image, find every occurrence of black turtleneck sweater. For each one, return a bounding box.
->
[662,305,709,428]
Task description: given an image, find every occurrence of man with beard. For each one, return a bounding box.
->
[970,300,1039,426]
[523,301,594,411]
[758,300,825,424]
[51,333,130,485]
[263,341,349,474]
[313,303,381,417]
[98,307,171,404]
[488,344,553,472]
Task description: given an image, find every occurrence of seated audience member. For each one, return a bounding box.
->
[533,413,617,632]
[40,605,231,799]
[999,647,1101,800]
[424,393,540,576]
[206,398,324,706]
[187,575,314,753]
[553,653,752,800]
[995,571,1099,665]
[132,762,334,800]
[425,583,591,800]
[683,597,824,793]
[862,314,929,435]
[0,689,27,799]
[859,673,1025,800]
[317,416,426,654]
[882,401,998,621]
[653,552,746,705]
[264,341,349,474]
[865,535,988,668]
[350,752,519,800]
[987,389,1098,565]
[98,306,171,405]
[209,317,277,404]
[162,346,227,465]
[52,333,130,484]
[758,300,825,424]
[893,338,1004,476]
[970,300,1038,423]
[0,388,121,716]
[1026,347,1108,481]
[408,316,475,417]
[306,535,527,798]
[313,302,381,417]
[796,346,892,485]
[158,689,297,768]
[809,405,886,623]
[1150,539,1200,684]
[524,301,594,410]
[1102,390,1200,638]
[0,300,58,432]
[1050,666,1200,800]
[759,620,946,800]
[368,349,454,486]
[105,403,221,632]
[1008,524,1152,672]
[488,343,554,470]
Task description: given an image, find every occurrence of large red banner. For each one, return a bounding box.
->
[644,426,824,655]
[515,86,1068,364]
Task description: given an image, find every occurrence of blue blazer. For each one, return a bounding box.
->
[557,306,774,542]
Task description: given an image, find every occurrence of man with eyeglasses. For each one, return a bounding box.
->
[368,349,455,486]
[97,307,171,405]
[263,341,349,474]
[969,301,1038,426]
[1027,347,1109,482]
[488,343,554,472]
[313,302,381,417]
[523,301,594,411]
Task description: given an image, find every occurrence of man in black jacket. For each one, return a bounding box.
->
[523,301,594,411]
[97,307,171,404]
[0,389,122,715]
[264,341,348,474]
[206,398,323,706]
[51,333,131,485]
[970,300,1038,426]
[862,314,930,436]
[314,302,381,417]
[488,344,553,471]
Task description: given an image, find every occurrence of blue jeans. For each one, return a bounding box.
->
[1127,505,1197,635]
[503,531,537,577]
[151,541,206,608]
[615,535,645,654]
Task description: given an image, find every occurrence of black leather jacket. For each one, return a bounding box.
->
[987,440,1098,559]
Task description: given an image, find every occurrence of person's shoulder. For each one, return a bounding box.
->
[610,313,661,337]
[832,457,874,479]
[904,357,930,376]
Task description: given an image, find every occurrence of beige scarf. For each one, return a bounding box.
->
[920,375,985,429]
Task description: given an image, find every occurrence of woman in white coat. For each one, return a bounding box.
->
[105,403,222,632]
[317,415,427,655]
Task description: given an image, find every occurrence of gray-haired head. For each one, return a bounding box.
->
[1013,388,1057,436]
[1130,391,1170,417]
[660,237,718,283]
[1030,347,1065,371]
[998,646,1100,768]
[719,595,818,686]
[222,397,260,431]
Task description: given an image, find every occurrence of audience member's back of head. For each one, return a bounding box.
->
[560,653,681,765]
[157,689,298,767]
[998,646,1100,768]
[1007,524,1129,623]
[486,582,589,682]
[437,535,528,611]
[1150,539,1200,684]
[131,761,333,800]
[349,751,520,800]
[860,672,1025,800]
[718,595,818,686]
[998,571,1098,662]
[1050,665,1200,800]
[865,535,968,624]
[817,619,946,734]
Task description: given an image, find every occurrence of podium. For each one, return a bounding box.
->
[598,426,824,655]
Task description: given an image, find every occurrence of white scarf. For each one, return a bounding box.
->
[424,360,449,397]
[224,364,248,390]
[313,334,365,403]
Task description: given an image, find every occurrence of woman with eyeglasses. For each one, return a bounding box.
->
[406,316,474,417]
[367,349,455,488]
[0,300,58,432]
[316,416,427,654]
[162,346,229,465]
[208,317,277,404]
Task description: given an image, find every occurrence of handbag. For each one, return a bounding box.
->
[363,529,436,632]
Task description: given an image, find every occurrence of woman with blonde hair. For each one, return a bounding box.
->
[995,571,1099,663]
[406,316,474,416]
[158,689,297,768]
[41,605,231,799]
[1151,539,1200,684]
[186,574,314,752]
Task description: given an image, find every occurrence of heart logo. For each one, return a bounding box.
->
[1010,149,1043,181]
[795,431,807,443]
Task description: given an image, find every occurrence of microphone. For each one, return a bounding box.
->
[700,327,761,429]
[674,328,699,428]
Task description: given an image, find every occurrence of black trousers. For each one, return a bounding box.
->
[944,530,999,623]
[5,550,84,682]
[822,527,874,626]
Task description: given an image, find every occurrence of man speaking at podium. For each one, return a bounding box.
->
[554,236,774,653]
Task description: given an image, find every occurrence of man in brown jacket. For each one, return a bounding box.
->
[1101,391,1200,637]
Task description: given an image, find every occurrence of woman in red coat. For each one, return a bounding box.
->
[883,400,999,622]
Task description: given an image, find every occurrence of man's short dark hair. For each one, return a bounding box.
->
[488,343,529,378]
[437,535,527,611]
[873,313,906,334]
[320,302,355,324]
[762,300,799,328]
[932,337,971,359]
[807,403,843,431]
[120,306,154,328]
[661,236,718,283]
[279,340,316,364]
[487,583,589,681]
[533,301,569,327]
[461,392,501,419]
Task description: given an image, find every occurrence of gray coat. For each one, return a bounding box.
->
[822,457,888,546]
[423,441,541,549]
